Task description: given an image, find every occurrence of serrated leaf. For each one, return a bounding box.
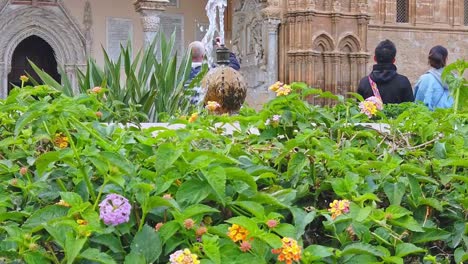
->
[389,216,423,232]
[231,201,265,218]
[154,143,183,174]
[290,207,316,239]
[176,204,219,220]
[395,243,426,257]
[412,228,451,244]
[79,248,117,264]
[202,166,226,205]
[35,151,60,176]
[287,152,309,179]
[130,225,162,263]
[202,235,221,264]
[65,233,87,264]
[341,242,385,257]
[23,205,69,231]
[124,252,146,264]
[383,182,406,206]
[303,245,334,261]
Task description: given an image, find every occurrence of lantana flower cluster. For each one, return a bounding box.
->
[98,193,132,226]
[359,96,383,118]
[53,133,69,149]
[169,248,200,264]
[328,199,350,219]
[271,237,302,264]
[269,81,292,96]
[228,224,251,252]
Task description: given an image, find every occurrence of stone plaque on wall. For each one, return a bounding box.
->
[106,17,133,62]
[160,13,184,56]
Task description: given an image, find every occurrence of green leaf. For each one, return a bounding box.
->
[385,205,412,219]
[287,152,309,179]
[225,167,257,192]
[226,216,260,236]
[65,233,87,264]
[341,242,385,257]
[100,151,135,175]
[389,216,423,232]
[454,247,468,264]
[400,164,426,176]
[130,225,162,263]
[44,223,73,249]
[290,207,316,239]
[79,248,117,264]
[35,151,60,176]
[176,179,211,205]
[411,228,451,244]
[90,234,124,253]
[303,245,334,261]
[231,201,265,218]
[59,192,83,207]
[202,166,226,205]
[273,223,297,238]
[256,232,282,248]
[158,220,180,242]
[349,204,372,223]
[23,251,51,264]
[23,205,69,231]
[419,197,444,212]
[395,243,426,257]
[177,204,219,220]
[124,252,146,264]
[154,143,183,174]
[383,182,406,206]
[202,235,221,264]
[408,176,423,205]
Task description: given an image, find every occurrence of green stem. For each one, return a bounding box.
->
[59,117,96,201]
[93,179,108,210]
[453,84,460,115]
[69,116,115,151]
[56,178,67,192]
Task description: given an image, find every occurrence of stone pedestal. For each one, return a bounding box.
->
[134,0,168,47]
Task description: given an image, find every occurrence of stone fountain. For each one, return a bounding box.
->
[201,0,247,115]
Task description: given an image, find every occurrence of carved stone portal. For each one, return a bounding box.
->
[232,0,280,108]
[0,0,87,97]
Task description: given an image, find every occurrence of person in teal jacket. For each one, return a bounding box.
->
[414,45,454,110]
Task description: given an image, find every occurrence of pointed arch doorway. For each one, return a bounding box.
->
[7,35,60,92]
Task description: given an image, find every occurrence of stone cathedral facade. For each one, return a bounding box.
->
[0,0,467,108]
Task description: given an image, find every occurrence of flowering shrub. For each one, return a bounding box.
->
[0,83,466,263]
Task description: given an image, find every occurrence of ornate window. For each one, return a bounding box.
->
[396,0,409,23]
[465,0,468,26]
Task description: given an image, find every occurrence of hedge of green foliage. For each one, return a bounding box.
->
[0,82,467,264]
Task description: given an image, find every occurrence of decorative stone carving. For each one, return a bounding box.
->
[134,0,168,46]
[0,1,87,97]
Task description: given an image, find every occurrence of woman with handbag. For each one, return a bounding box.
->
[414,45,454,110]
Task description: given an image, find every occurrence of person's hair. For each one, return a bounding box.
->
[375,39,397,64]
[189,41,205,60]
[428,45,448,69]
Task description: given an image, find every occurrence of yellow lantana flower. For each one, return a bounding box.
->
[227,224,249,242]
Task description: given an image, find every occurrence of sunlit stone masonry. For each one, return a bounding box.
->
[0,0,467,108]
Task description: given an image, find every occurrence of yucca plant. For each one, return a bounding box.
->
[29,31,205,122]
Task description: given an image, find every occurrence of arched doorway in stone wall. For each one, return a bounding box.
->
[0,1,88,98]
[7,35,60,91]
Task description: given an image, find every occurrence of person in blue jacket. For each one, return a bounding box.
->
[414,45,454,110]
[187,39,240,105]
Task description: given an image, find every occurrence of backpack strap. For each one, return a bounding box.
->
[368,76,383,102]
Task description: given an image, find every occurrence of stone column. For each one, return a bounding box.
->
[134,0,168,47]
[266,18,281,99]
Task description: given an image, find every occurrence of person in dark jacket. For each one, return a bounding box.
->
[357,39,414,104]
[187,39,240,104]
